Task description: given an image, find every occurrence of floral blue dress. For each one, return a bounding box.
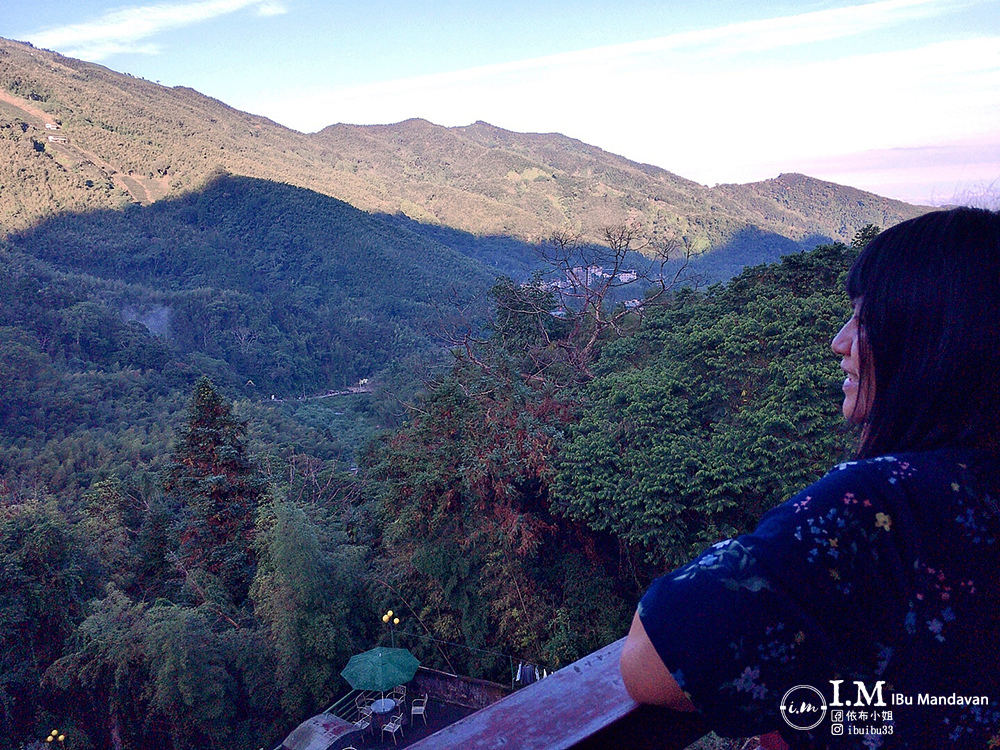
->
[639,449,1000,748]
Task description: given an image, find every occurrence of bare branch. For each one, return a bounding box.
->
[458,222,697,389]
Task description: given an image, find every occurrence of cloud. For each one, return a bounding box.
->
[27,0,285,60]
[274,9,996,133]
[256,2,287,16]
[643,0,960,57]
[269,0,979,132]
[245,0,995,204]
[307,0,961,93]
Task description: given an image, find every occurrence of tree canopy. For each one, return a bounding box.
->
[553,244,858,570]
[0,238,864,749]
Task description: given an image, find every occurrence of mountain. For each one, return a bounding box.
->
[0,38,345,231]
[0,39,938,748]
[0,36,927,257]
[311,119,927,250]
[2,172,500,396]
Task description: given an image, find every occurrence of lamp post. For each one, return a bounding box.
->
[381,609,400,648]
[46,729,65,744]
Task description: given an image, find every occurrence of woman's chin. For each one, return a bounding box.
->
[842,396,855,422]
[843,398,870,424]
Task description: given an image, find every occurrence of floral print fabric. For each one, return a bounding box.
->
[638,449,1000,748]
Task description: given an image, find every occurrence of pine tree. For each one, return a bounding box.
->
[164,378,266,606]
[851,223,881,250]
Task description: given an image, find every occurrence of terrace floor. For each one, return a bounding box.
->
[311,697,479,750]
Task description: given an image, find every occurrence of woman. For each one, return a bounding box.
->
[620,207,1000,748]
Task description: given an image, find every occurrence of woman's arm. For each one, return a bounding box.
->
[620,610,696,711]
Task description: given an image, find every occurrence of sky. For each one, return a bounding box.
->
[2,0,998,206]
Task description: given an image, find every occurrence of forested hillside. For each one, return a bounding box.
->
[1,36,926,261]
[5,173,499,391]
[0,171,519,512]
[313,119,923,250]
[0,231,864,748]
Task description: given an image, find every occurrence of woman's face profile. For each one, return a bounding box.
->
[832,303,872,423]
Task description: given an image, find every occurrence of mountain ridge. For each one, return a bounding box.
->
[0,35,928,253]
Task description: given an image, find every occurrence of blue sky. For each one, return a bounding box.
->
[2,0,997,205]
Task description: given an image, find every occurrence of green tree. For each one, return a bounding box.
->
[44,588,152,750]
[250,500,370,717]
[46,589,280,750]
[0,327,62,439]
[142,604,238,750]
[80,479,141,593]
[368,364,633,676]
[851,223,881,249]
[552,244,858,570]
[463,225,686,388]
[164,378,267,606]
[0,498,93,747]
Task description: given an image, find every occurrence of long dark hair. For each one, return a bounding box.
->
[846,206,1000,459]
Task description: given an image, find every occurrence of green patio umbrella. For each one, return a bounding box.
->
[340,647,420,693]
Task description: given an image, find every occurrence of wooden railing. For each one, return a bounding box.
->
[407,637,709,749]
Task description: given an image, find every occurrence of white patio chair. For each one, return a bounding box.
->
[411,694,428,724]
[353,713,371,736]
[382,714,404,745]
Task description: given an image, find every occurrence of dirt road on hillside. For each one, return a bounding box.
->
[0,88,159,204]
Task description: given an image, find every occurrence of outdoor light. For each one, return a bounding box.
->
[382,609,401,647]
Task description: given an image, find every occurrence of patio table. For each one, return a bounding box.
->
[371,698,397,715]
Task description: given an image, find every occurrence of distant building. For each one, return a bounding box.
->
[564,266,637,286]
[567,266,607,287]
[47,135,68,143]
[44,122,60,130]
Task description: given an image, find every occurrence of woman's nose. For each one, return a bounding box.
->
[831,319,854,355]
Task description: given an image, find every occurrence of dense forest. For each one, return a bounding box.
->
[0,180,869,746]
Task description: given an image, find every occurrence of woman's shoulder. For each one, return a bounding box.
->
[803,447,982,505]
[755,447,994,560]
[826,447,976,477]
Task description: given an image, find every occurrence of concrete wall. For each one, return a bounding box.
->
[411,667,509,710]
